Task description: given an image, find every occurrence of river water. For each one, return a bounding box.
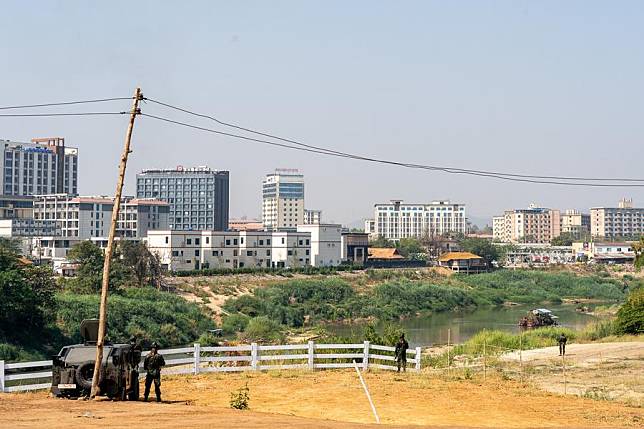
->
[325,303,603,347]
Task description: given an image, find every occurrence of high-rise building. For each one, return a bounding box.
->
[33,194,169,239]
[590,198,644,239]
[1,138,78,196]
[373,200,466,240]
[136,166,229,231]
[262,169,304,231]
[492,204,561,244]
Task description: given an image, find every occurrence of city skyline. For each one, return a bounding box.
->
[1,1,643,225]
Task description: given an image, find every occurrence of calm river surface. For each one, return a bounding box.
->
[325,303,603,347]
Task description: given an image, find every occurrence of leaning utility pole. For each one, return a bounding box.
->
[90,87,142,398]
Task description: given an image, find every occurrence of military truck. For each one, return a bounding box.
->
[51,319,141,400]
[518,308,559,328]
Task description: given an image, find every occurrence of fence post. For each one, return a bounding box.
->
[519,333,523,382]
[193,343,201,375]
[483,340,487,381]
[415,347,421,371]
[363,341,370,371]
[447,328,451,377]
[308,341,315,370]
[0,360,5,393]
[251,343,259,371]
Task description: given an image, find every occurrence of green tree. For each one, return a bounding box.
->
[615,287,643,334]
[369,235,396,248]
[551,232,575,246]
[64,240,131,293]
[0,244,57,345]
[0,237,21,270]
[459,237,499,265]
[634,237,644,272]
[120,241,163,288]
[396,238,425,259]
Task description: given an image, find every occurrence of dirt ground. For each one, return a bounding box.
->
[501,341,644,405]
[1,369,642,429]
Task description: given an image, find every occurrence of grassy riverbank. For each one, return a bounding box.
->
[221,270,634,331]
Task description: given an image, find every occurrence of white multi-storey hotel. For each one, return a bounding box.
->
[262,169,304,230]
[371,200,466,240]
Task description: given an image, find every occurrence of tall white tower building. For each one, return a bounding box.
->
[262,169,304,231]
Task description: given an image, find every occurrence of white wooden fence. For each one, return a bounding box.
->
[0,341,421,393]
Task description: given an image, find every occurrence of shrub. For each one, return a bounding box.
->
[614,287,644,334]
[241,316,284,342]
[230,383,250,410]
[55,287,215,348]
[222,313,251,334]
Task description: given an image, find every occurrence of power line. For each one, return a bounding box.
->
[140,113,644,187]
[144,97,644,183]
[0,112,127,117]
[0,97,133,111]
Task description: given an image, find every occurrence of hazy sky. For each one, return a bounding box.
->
[1,1,643,226]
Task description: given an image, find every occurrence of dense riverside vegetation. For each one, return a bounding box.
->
[0,240,214,362]
[223,270,633,330]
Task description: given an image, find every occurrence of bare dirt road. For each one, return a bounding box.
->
[1,369,641,428]
[501,341,644,405]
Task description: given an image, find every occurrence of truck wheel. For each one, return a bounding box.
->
[75,361,95,391]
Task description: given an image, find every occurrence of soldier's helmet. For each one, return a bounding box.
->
[151,342,159,349]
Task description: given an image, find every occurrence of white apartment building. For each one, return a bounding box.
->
[33,194,169,239]
[146,230,312,271]
[1,138,78,196]
[304,209,322,225]
[297,224,342,267]
[492,204,561,244]
[373,200,466,240]
[262,169,304,230]
[590,199,644,239]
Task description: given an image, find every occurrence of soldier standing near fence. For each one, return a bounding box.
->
[143,342,166,402]
[558,333,568,356]
[394,334,409,372]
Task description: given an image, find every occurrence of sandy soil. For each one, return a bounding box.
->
[501,342,644,405]
[1,369,641,428]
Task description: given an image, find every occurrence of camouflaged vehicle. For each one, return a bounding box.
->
[51,319,141,400]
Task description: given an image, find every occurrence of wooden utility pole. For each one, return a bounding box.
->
[90,87,142,398]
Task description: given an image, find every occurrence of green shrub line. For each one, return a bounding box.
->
[222,270,634,329]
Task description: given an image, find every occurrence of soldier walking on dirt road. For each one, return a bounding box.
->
[395,334,409,372]
[558,333,567,356]
[143,342,166,402]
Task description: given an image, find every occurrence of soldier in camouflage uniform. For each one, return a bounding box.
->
[394,334,409,372]
[143,342,166,402]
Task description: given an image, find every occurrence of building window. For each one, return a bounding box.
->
[195,238,200,245]
[187,238,192,245]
